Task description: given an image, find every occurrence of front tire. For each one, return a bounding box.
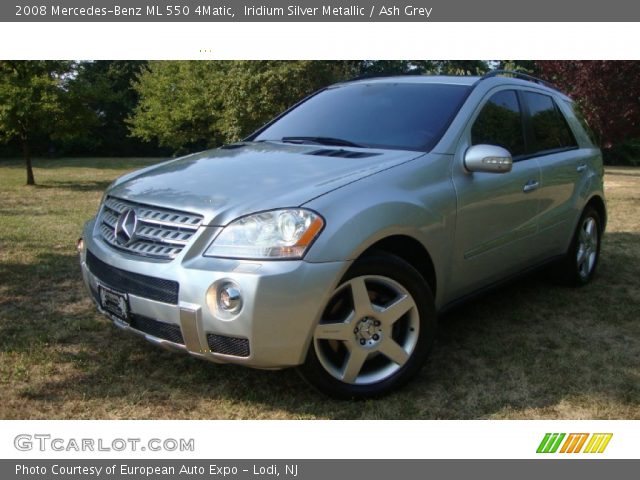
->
[298,251,436,399]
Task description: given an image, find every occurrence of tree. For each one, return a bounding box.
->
[536,61,640,148]
[430,60,490,75]
[0,61,91,185]
[215,61,354,141]
[68,61,152,156]
[129,61,355,152]
[495,60,537,74]
[128,61,227,152]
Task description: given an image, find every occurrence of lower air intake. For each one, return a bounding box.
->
[129,314,185,345]
[207,334,250,357]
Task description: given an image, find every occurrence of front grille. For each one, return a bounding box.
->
[207,334,251,357]
[86,250,179,304]
[98,196,203,260]
[129,314,184,345]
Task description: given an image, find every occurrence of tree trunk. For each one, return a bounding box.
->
[21,133,35,186]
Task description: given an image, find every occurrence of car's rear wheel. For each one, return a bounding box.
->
[555,206,602,286]
[298,252,436,399]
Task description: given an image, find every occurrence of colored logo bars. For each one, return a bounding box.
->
[536,433,613,454]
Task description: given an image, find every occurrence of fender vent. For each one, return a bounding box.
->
[219,143,247,150]
[307,149,381,159]
[207,334,250,357]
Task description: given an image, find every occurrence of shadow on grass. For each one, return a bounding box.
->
[606,170,640,178]
[1,157,166,171]
[1,232,639,418]
[34,180,113,192]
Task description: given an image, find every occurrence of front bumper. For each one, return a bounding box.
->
[80,219,349,369]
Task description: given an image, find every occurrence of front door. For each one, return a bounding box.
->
[448,88,543,300]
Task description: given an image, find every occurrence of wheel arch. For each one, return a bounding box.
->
[358,234,437,297]
[585,194,607,231]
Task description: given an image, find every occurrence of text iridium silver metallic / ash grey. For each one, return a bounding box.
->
[79,72,606,398]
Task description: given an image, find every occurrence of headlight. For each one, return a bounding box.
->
[204,209,324,260]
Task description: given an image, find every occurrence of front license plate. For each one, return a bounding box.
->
[98,284,129,322]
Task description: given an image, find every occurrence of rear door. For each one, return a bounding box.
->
[519,91,585,256]
[449,88,543,300]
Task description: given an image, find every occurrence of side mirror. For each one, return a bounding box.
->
[464,144,513,174]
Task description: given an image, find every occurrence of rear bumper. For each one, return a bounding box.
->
[80,219,349,369]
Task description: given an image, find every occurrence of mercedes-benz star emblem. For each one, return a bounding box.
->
[114,208,138,246]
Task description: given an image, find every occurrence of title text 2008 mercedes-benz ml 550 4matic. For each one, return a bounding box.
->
[79,72,606,398]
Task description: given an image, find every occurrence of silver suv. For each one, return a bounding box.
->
[79,72,606,398]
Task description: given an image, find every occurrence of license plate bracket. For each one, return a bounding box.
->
[98,284,130,322]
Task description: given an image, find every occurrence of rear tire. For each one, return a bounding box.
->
[298,251,437,399]
[554,206,602,286]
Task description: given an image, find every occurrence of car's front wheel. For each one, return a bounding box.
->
[298,252,436,399]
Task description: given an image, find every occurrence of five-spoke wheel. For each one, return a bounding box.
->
[298,252,436,398]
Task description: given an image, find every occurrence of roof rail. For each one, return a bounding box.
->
[480,70,556,89]
[344,72,422,82]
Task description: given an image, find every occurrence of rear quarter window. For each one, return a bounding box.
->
[564,100,599,147]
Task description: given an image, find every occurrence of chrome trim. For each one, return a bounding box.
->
[179,304,204,353]
[523,179,540,192]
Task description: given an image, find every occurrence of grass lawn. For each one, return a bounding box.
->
[0,157,638,419]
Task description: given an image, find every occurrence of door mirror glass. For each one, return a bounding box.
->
[464,144,513,174]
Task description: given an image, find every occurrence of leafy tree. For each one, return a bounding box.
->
[354,60,434,76]
[129,61,355,151]
[536,61,640,149]
[0,61,93,185]
[68,61,152,156]
[128,61,227,153]
[431,60,490,75]
[495,60,538,74]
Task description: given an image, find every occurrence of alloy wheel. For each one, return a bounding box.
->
[576,216,599,280]
[313,275,420,385]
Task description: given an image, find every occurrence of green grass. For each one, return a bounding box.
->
[1,157,639,419]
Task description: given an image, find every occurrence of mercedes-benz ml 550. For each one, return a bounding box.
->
[79,72,606,398]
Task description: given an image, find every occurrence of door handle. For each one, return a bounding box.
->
[523,179,540,193]
[576,163,587,173]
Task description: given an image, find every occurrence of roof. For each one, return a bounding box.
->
[337,73,570,100]
[340,75,481,86]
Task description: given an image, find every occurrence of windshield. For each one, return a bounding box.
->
[253,82,471,151]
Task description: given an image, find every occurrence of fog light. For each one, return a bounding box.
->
[218,282,242,313]
[76,237,84,253]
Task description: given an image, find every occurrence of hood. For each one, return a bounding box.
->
[108,142,422,225]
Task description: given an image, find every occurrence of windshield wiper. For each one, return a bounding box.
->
[280,136,366,148]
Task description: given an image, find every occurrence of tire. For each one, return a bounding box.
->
[298,251,437,399]
[555,206,602,286]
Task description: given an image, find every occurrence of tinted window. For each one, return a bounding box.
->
[566,99,598,146]
[471,90,525,157]
[523,92,578,153]
[254,83,470,151]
